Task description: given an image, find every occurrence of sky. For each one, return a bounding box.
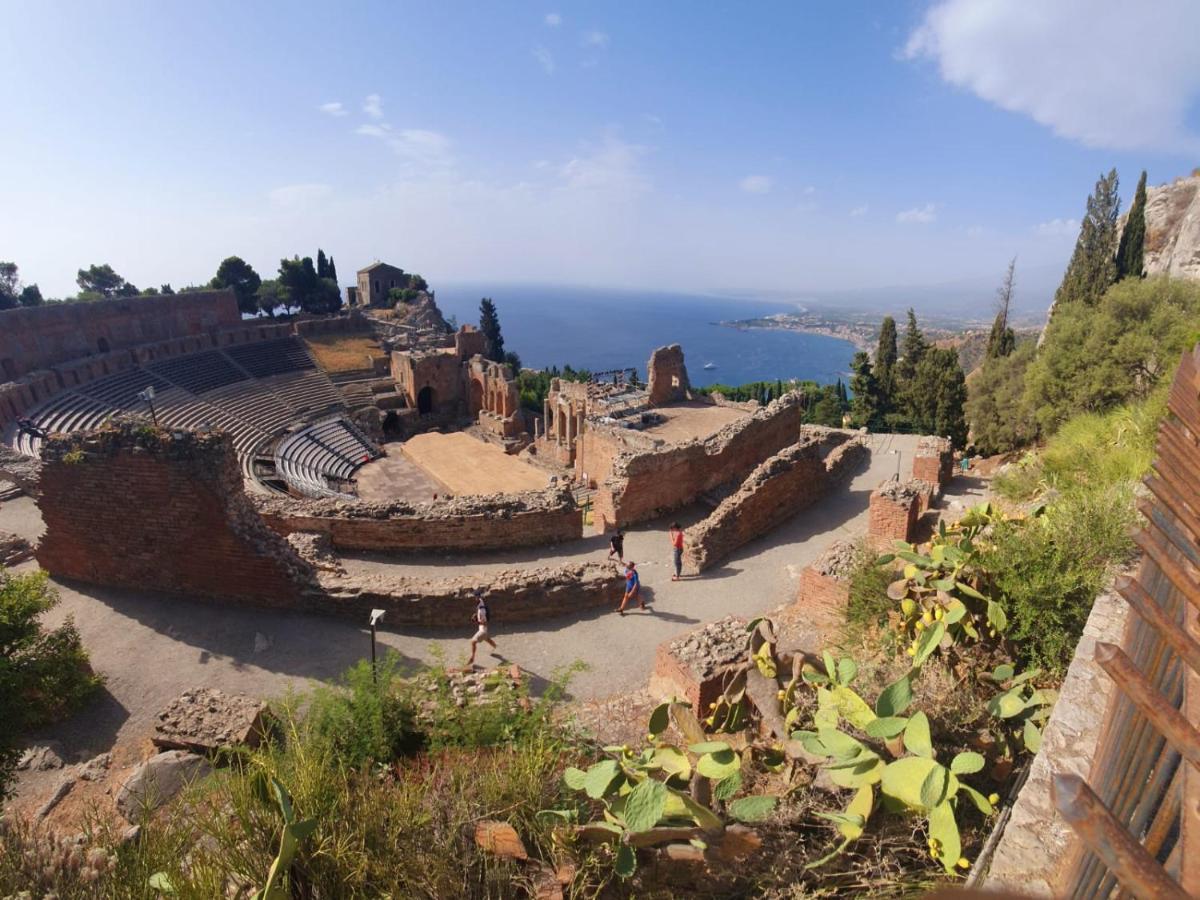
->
[2,0,1200,305]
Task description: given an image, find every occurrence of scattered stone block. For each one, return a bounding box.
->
[651,616,746,713]
[152,688,270,755]
[76,752,112,781]
[0,531,33,566]
[474,820,528,860]
[18,742,64,772]
[116,750,212,822]
[35,778,75,821]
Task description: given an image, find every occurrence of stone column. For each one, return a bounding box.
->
[566,409,574,446]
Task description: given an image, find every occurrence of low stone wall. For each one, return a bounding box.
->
[650,617,746,712]
[983,587,1129,895]
[912,435,953,489]
[681,431,868,574]
[255,488,582,552]
[593,392,806,531]
[797,537,857,614]
[868,479,922,544]
[317,561,621,626]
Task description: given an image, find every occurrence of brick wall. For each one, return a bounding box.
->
[319,561,622,626]
[867,480,922,544]
[797,566,851,617]
[594,392,806,531]
[35,425,316,606]
[912,436,953,489]
[255,489,582,552]
[0,291,239,383]
[681,431,868,574]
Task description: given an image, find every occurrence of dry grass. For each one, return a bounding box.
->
[303,332,384,374]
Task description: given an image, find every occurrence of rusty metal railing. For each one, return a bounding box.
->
[1051,345,1200,898]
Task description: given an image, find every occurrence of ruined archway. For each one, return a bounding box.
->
[417,385,435,415]
[469,377,484,417]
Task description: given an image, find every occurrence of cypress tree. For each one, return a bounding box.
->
[874,315,898,411]
[317,249,328,280]
[328,256,339,286]
[1053,169,1121,307]
[1116,170,1147,279]
[849,352,880,430]
[479,297,505,362]
[986,257,1017,359]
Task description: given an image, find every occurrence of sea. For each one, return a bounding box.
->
[435,284,856,389]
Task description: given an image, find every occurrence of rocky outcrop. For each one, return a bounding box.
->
[116,750,212,822]
[152,688,270,755]
[1134,173,1200,280]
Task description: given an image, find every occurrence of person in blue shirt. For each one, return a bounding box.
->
[617,560,645,615]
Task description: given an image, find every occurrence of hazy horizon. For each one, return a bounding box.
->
[4,1,1199,302]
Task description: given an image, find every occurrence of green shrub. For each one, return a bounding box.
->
[303,653,423,768]
[984,486,1137,673]
[0,569,103,798]
[843,540,895,633]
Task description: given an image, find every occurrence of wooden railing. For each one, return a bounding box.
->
[1051,345,1200,898]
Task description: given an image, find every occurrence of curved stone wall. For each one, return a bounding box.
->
[255,488,582,552]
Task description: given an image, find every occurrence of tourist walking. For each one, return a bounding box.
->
[668,522,685,581]
[467,591,497,665]
[617,560,645,615]
[608,527,625,563]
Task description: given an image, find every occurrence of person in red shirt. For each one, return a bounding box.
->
[668,522,684,581]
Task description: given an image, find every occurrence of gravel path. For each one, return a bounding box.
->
[0,433,919,768]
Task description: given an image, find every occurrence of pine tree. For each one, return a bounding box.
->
[874,315,898,411]
[986,257,1017,359]
[1053,169,1121,307]
[894,308,927,386]
[316,249,328,280]
[1117,170,1147,280]
[848,352,880,429]
[479,297,505,362]
[909,348,968,448]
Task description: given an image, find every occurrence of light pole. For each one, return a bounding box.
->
[138,385,159,426]
[369,609,385,684]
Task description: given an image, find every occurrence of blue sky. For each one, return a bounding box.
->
[3,0,1200,304]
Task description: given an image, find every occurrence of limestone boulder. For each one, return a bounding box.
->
[152,688,270,755]
[116,750,211,822]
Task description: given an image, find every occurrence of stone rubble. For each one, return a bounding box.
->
[152,688,270,755]
[17,743,64,772]
[667,616,747,680]
[810,538,859,579]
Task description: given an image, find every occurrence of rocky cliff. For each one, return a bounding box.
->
[1130,172,1200,280]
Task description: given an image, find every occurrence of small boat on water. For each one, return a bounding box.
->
[703,362,717,370]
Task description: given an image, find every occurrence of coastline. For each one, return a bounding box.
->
[718,320,873,354]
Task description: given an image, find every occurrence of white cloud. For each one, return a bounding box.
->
[355,123,388,137]
[363,93,384,120]
[903,0,1200,153]
[318,101,347,117]
[1034,217,1080,238]
[268,183,333,207]
[582,30,609,48]
[965,224,985,238]
[560,136,648,196]
[533,45,555,74]
[849,204,869,217]
[739,175,773,195]
[544,12,561,26]
[896,203,937,224]
[356,122,454,171]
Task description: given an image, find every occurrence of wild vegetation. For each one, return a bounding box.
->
[0,570,102,798]
[699,379,850,426]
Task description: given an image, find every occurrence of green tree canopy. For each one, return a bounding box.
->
[212,255,262,316]
[893,307,928,393]
[1053,169,1120,308]
[76,263,137,299]
[848,351,880,429]
[874,315,897,411]
[1116,170,1147,280]
[1026,275,1200,434]
[965,342,1037,454]
[908,347,968,448]
[278,257,343,315]
[0,263,19,310]
[256,279,285,317]
[479,297,505,362]
[18,284,43,307]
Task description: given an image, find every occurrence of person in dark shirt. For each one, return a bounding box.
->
[608,527,625,563]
